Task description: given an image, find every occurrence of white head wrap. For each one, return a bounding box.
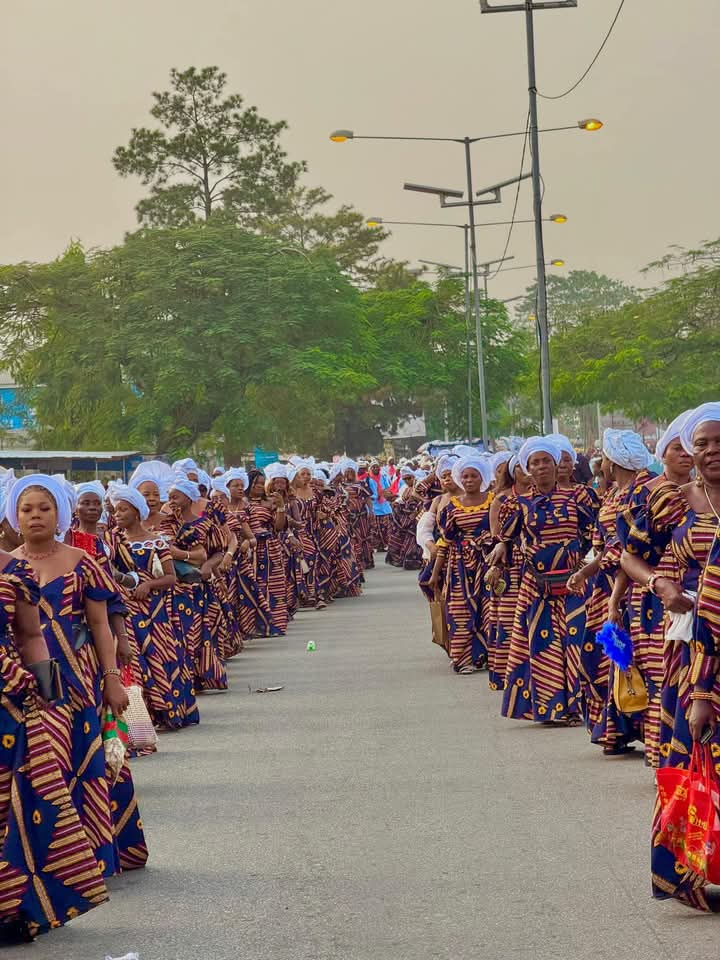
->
[342,459,359,475]
[679,403,720,455]
[547,433,577,465]
[414,469,428,481]
[0,470,15,524]
[313,468,329,482]
[292,459,315,475]
[109,483,150,521]
[75,480,106,502]
[264,462,289,481]
[491,451,512,473]
[518,437,562,475]
[452,444,478,459]
[509,455,519,475]
[602,429,651,470]
[169,474,202,502]
[400,465,415,479]
[329,463,344,482]
[210,476,230,498]
[172,457,200,478]
[436,454,460,478]
[656,410,693,461]
[8,474,73,535]
[52,474,77,512]
[451,455,493,492]
[224,467,250,491]
[129,460,174,503]
[197,469,211,492]
[212,467,225,477]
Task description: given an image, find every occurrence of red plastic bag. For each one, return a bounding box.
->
[656,743,720,882]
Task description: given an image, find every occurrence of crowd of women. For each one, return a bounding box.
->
[0,454,391,945]
[416,403,720,913]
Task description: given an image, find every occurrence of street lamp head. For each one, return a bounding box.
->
[550,259,565,267]
[550,214,568,224]
[528,314,537,322]
[578,118,603,132]
[366,218,383,227]
[329,129,354,142]
[404,182,465,200]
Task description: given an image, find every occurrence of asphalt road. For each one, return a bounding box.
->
[15,567,720,960]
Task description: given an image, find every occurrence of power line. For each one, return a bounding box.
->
[536,0,626,101]
[487,110,531,281]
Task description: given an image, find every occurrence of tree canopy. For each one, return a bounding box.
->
[2,64,714,458]
[0,219,532,458]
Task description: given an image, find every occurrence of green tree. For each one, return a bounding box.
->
[550,251,720,420]
[259,185,390,283]
[0,226,378,458]
[113,66,304,227]
[517,269,640,334]
[0,243,142,448]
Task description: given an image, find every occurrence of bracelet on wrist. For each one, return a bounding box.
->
[101,668,122,690]
[646,573,669,596]
[690,691,714,702]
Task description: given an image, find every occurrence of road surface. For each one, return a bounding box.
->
[21,568,719,960]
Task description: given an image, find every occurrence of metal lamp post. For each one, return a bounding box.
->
[329,120,594,447]
[479,0,602,432]
[404,173,531,448]
[369,218,474,442]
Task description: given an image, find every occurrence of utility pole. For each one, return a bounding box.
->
[462,138,489,447]
[463,225,474,442]
[480,0,578,433]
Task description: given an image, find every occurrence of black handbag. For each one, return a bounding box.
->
[528,563,573,598]
[27,659,64,703]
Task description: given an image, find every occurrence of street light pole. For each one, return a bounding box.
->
[463,225,473,442]
[463,138,488,447]
[369,218,475,442]
[480,0,578,433]
[525,5,553,434]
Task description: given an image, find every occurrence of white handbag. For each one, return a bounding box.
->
[121,668,158,752]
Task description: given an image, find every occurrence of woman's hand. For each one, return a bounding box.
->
[116,635,133,666]
[218,553,233,573]
[607,599,623,627]
[200,561,214,581]
[689,699,716,742]
[654,578,694,614]
[133,581,152,601]
[566,569,587,596]
[487,543,507,569]
[103,675,129,715]
[485,565,502,591]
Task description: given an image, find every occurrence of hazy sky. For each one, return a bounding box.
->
[2,1,718,302]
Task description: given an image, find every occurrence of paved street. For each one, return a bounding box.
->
[19,567,720,960]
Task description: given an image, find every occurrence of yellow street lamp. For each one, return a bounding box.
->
[549,214,567,224]
[366,218,383,228]
[578,119,603,132]
[329,129,354,143]
[550,259,565,267]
